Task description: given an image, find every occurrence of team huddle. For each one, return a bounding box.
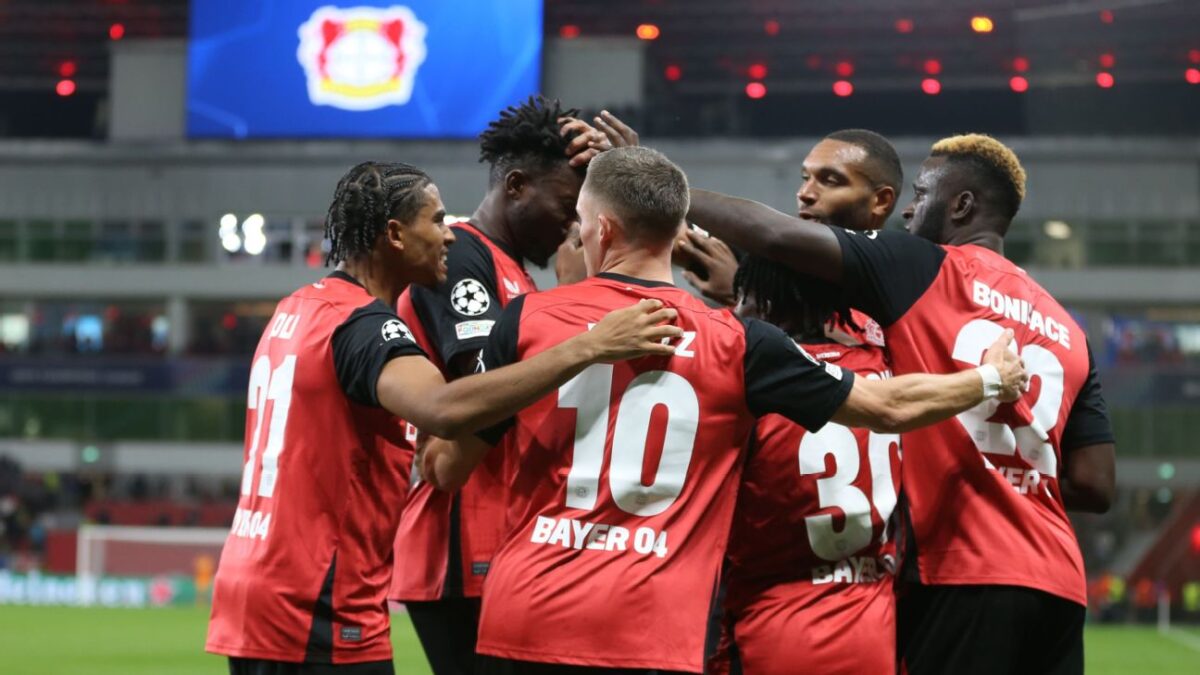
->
[204,97,1116,675]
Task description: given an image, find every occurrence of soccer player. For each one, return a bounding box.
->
[389,97,608,675]
[205,161,683,675]
[423,147,1027,674]
[675,128,901,347]
[686,135,1116,675]
[711,255,901,675]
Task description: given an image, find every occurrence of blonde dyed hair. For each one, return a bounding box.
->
[931,134,1026,213]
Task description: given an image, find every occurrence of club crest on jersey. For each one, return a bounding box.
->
[296,5,428,111]
[451,278,491,316]
[381,319,414,342]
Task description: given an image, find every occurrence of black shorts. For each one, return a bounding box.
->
[227,657,393,675]
[475,656,692,675]
[405,596,481,675]
[897,584,1085,675]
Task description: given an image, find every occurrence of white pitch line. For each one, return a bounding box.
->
[1162,628,1200,654]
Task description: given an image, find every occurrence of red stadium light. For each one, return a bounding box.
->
[748,62,768,80]
[1100,10,1114,24]
[832,80,854,97]
[222,313,239,330]
[923,59,942,75]
[1186,68,1200,85]
[1189,49,1200,64]
[1012,56,1030,73]
[109,23,125,41]
[921,78,941,95]
[1192,524,1200,554]
[1096,72,1115,88]
[764,19,780,36]
[895,18,914,34]
[1099,53,1116,68]
[58,61,77,78]
[835,61,854,77]
[805,55,823,70]
[745,82,767,99]
[664,64,682,81]
[970,16,995,33]
[55,79,76,97]
[1009,76,1029,93]
[636,24,660,41]
[559,24,581,39]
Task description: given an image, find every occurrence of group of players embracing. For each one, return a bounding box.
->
[204,96,1116,675]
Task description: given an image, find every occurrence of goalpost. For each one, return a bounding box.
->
[75,525,229,606]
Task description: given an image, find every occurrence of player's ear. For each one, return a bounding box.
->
[950,190,975,223]
[504,169,529,200]
[871,185,897,218]
[597,212,617,247]
[384,218,406,252]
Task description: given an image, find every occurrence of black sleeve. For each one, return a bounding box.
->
[742,318,856,431]
[408,232,503,367]
[1061,340,1116,451]
[831,227,947,327]
[473,295,526,446]
[330,300,428,407]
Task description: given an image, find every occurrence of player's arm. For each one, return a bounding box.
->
[1058,343,1116,513]
[745,320,1026,434]
[832,330,1025,432]
[423,435,492,492]
[378,299,680,438]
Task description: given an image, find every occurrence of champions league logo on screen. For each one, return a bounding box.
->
[296,5,428,111]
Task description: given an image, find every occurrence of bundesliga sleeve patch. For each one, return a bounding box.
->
[451,278,491,316]
[381,319,415,343]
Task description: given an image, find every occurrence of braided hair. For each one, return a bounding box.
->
[733,255,859,341]
[324,161,432,266]
[478,95,581,185]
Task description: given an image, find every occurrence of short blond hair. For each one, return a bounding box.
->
[931,134,1026,216]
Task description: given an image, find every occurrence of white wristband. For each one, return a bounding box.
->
[975,364,1003,400]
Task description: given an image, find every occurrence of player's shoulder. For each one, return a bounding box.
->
[291,273,375,314]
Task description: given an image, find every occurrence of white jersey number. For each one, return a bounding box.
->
[952,319,1064,478]
[240,354,297,498]
[558,365,700,516]
[800,398,900,562]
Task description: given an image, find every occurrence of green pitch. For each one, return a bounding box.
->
[0,605,1197,674]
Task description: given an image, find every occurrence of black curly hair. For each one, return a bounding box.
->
[324,161,433,266]
[733,255,859,341]
[478,95,582,185]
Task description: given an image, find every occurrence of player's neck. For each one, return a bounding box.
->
[946,223,1005,254]
[470,191,517,253]
[337,258,408,306]
[598,247,675,285]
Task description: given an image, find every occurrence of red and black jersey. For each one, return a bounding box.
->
[206,272,425,664]
[832,228,1115,607]
[720,342,899,675]
[472,273,854,672]
[391,223,536,601]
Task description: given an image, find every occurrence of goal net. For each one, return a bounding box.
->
[75,524,228,606]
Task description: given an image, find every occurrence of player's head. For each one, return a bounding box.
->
[733,254,854,340]
[904,133,1026,245]
[797,129,903,231]
[479,95,585,268]
[325,161,453,287]
[577,147,689,276]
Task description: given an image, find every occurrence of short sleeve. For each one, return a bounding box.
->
[408,231,503,366]
[330,300,427,407]
[473,295,527,445]
[743,318,855,431]
[832,227,947,327]
[1061,340,1116,451]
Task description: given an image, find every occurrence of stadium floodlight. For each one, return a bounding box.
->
[1043,220,1072,240]
[242,214,267,255]
[220,232,242,253]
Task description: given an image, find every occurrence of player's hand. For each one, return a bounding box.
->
[982,329,1029,402]
[675,229,738,307]
[592,110,639,148]
[560,116,611,168]
[555,221,589,285]
[582,299,683,362]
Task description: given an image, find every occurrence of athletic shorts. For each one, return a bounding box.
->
[475,656,692,675]
[897,583,1085,675]
[227,657,393,675]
